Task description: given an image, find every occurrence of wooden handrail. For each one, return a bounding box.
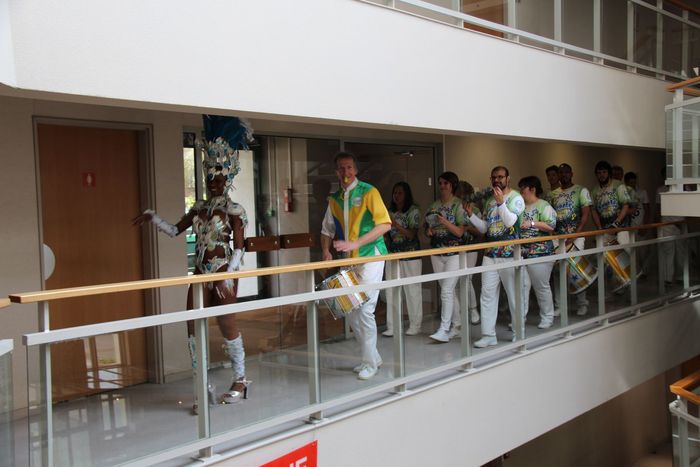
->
[665,0,700,18]
[667,76,700,92]
[670,369,700,405]
[8,221,687,304]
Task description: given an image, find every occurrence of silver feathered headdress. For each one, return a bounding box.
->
[198,115,254,192]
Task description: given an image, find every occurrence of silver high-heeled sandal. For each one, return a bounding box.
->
[221,377,251,404]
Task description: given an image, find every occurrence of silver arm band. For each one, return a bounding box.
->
[227,249,244,272]
[144,209,178,238]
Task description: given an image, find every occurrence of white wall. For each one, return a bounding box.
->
[0,1,15,87]
[2,0,670,148]
[445,134,665,201]
[220,300,700,467]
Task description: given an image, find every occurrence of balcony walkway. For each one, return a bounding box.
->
[12,268,695,466]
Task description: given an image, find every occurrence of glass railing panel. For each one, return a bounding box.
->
[563,0,594,50]
[402,273,465,376]
[461,0,506,38]
[206,306,314,436]
[317,272,399,402]
[663,15,684,77]
[0,341,14,467]
[666,101,700,183]
[690,27,700,76]
[601,0,628,61]
[26,326,201,466]
[634,3,659,70]
[396,0,463,26]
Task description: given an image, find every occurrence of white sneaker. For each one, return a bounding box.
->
[576,306,588,316]
[474,336,498,348]
[353,357,382,373]
[382,329,393,337]
[429,329,450,343]
[357,365,378,380]
[470,308,480,324]
[405,327,421,336]
[553,307,561,317]
[447,326,461,339]
[537,320,553,329]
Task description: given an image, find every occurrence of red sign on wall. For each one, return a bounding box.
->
[260,441,317,467]
[82,172,96,188]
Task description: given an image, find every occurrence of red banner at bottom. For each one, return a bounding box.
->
[260,441,317,467]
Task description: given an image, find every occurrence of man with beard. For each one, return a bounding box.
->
[466,166,525,347]
[591,160,632,245]
[549,163,593,316]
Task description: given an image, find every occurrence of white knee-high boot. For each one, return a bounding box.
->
[222,334,250,403]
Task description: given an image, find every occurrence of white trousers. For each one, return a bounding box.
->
[523,261,555,326]
[552,237,589,309]
[347,259,384,368]
[430,254,461,332]
[480,256,517,337]
[659,225,686,282]
[385,259,423,331]
[453,251,479,325]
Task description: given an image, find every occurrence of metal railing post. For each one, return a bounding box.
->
[554,0,563,54]
[506,0,519,42]
[658,226,666,296]
[692,116,699,179]
[672,90,684,192]
[513,244,525,348]
[596,235,606,317]
[629,230,639,314]
[627,1,637,72]
[682,10,689,77]
[458,252,471,361]
[388,260,406,392]
[192,283,212,458]
[677,397,690,467]
[681,224,690,291]
[38,301,53,467]
[656,0,664,79]
[306,270,322,422]
[593,0,603,64]
[558,239,569,328]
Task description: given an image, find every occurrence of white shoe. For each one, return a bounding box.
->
[353,357,382,373]
[474,336,498,348]
[537,320,553,329]
[553,307,561,317]
[447,326,461,339]
[576,306,588,316]
[429,329,450,343]
[382,329,393,337]
[470,308,480,324]
[405,327,421,336]
[357,365,378,380]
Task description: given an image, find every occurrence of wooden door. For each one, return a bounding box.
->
[37,123,148,402]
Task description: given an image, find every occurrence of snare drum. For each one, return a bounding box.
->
[565,244,598,294]
[317,268,369,319]
[604,240,640,293]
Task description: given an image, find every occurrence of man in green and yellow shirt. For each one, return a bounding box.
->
[321,152,391,380]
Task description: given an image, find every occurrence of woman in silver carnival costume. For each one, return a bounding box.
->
[133,115,252,413]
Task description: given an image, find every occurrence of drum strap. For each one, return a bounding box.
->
[343,189,350,243]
